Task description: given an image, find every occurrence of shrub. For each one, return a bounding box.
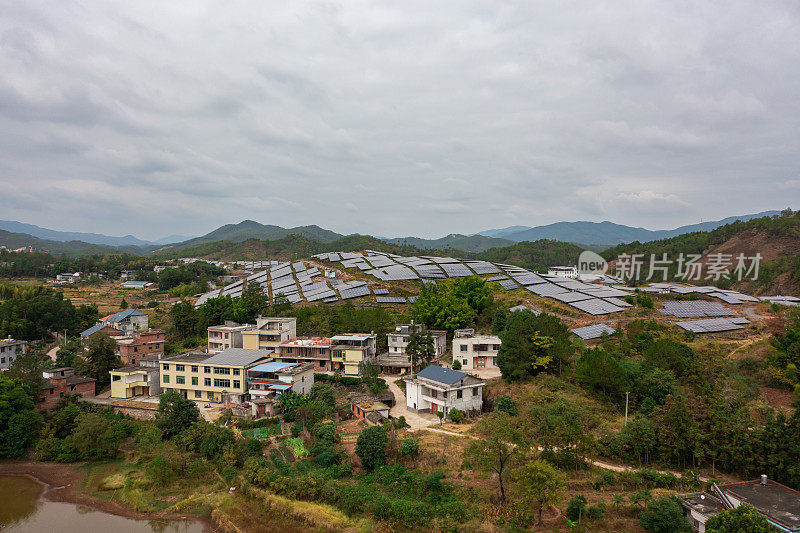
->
[639,496,689,533]
[587,504,604,519]
[495,395,518,415]
[566,495,588,520]
[448,408,464,423]
[400,437,420,457]
[146,455,175,484]
[452,359,462,370]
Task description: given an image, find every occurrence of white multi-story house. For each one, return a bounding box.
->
[0,338,27,369]
[387,323,447,357]
[405,365,483,419]
[452,329,501,370]
[547,266,578,278]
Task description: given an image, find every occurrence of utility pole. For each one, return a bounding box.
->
[624,391,629,425]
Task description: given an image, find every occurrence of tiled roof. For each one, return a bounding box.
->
[417,364,470,385]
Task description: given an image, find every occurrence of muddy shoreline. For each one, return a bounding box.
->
[0,461,216,531]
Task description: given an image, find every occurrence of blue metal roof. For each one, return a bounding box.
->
[80,323,106,337]
[249,362,296,373]
[270,383,292,391]
[417,364,468,385]
[105,308,146,323]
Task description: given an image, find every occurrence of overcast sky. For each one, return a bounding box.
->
[1,1,799,240]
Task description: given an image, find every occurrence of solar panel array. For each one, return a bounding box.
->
[373,288,389,295]
[569,299,626,315]
[376,296,407,304]
[339,285,372,300]
[484,275,508,282]
[571,324,616,339]
[465,261,501,275]
[440,263,474,277]
[659,301,737,318]
[499,279,519,291]
[675,317,748,333]
[760,295,800,307]
[412,264,447,278]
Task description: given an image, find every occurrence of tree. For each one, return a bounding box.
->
[566,495,588,521]
[309,382,336,411]
[705,504,777,533]
[406,328,436,371]
[355,425,387,471]
[156,389,200,439]
[575,347,630,399]
[452,359,462,370]
[514,459,566,524]
[497,311,573,381]
[5,348,46,402]
[399,436,420,457]
[120,297,128,309]
[240,282,269,322]
[60,410,131,461]
[75,333,121,389]
[639,496,689,533]
[463,412,524,502]
[0,376,42,457]
[411,282,477,332]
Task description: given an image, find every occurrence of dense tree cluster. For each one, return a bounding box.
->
[0,284,98,340]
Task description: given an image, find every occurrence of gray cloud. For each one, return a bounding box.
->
[0,1,798,240]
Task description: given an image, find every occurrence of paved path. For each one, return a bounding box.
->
[383,374,439,429]
[46,344,60,362]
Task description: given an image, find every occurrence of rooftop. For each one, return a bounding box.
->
[719,479,800,530]
[280,336,332,348]
[103,308,147,323]
[0,338,26,346]
[679,492,723,516]
[416,364,484,386]
[331,333,374,342]
[164,352,213,364]
[202,348,274,367]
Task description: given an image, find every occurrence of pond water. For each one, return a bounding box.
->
[0,475,206,533]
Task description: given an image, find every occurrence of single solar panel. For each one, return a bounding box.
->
[571,324,616,340]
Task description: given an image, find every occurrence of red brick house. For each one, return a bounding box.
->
[115,330,165,365]
[38,367,96,410]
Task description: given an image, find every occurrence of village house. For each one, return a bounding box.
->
[452,328,501,370]
[38,367,96,409]
[246,361,315,417]
[101,308,149,332]
[680,476,800,533]
[55,272,81,284]
[241,316,297,350]
[110,357,162,399]
[160,348,272,404]
[276,336,333,371]
[377,323,448,374]
[207,321,255,353]
[330,333,378,377]
[80,323,124,341]
[0,337,27,370]
[350,395,391,425]
[114,329,165,365]
[404,365,484,419]
[120,270,135,280]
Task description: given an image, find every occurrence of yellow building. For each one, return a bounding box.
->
[160,349,272,403]
[242,317,296,350]
[110,359,161,399]
[330,334,377,377]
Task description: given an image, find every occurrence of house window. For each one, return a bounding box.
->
[473,387,479,396]
[233,380,240,389]
[176,376,185,385]
[194,390,201,398]
[213,367,230,375]
[192,377,198,385]
[191,365,198,372]
[233,368,240,376]
[204,378,211,386]
[204,366,211,373]
[457,389,462,399]
[113,375,121,381]
[493,344,501,351]
[163,375,169,383]
[208,391,214,399]
[224,333,229,339]
[162,364,169,370]
[176,364,185,372]
[459,345,467,352]
[462,359,468,366]
[213,379,231,388]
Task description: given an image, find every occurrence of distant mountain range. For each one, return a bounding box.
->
[0,220,192,247]
[476,211,781,245]
[0,210,783,258]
